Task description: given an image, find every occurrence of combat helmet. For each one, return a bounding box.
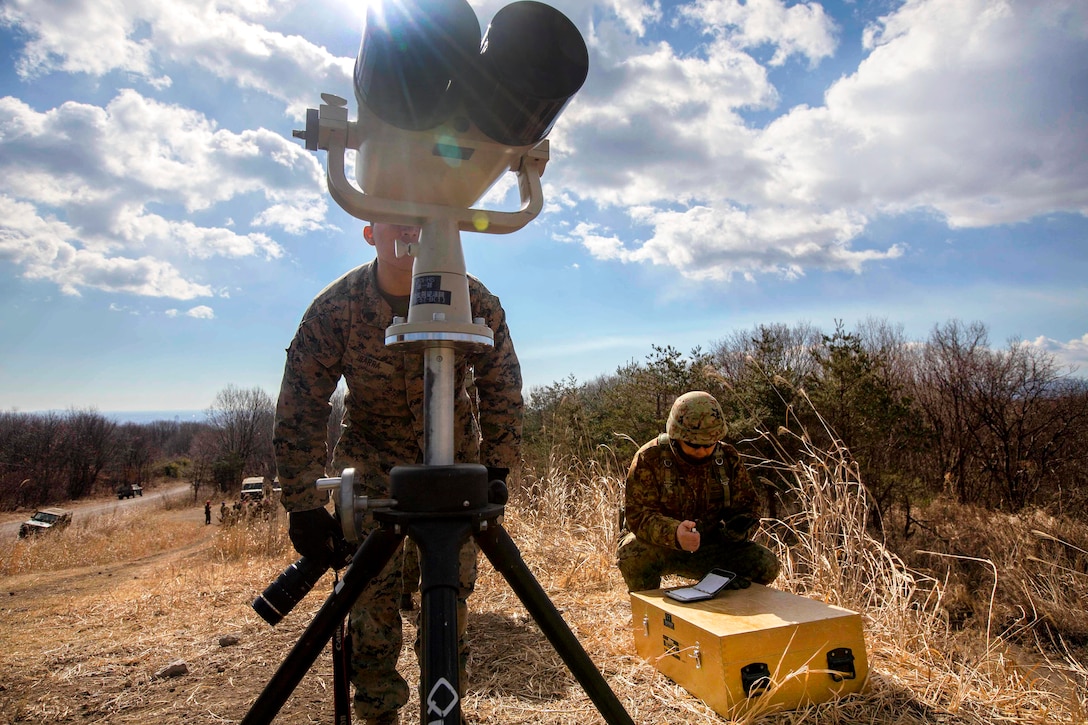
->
[666,391,725,446]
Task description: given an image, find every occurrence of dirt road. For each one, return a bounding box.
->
[0,482,194,538]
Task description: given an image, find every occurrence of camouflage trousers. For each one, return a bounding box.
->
[616,532,780,592]
[349,535,477,721]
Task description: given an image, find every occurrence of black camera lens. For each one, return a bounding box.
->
[252,555,329,626]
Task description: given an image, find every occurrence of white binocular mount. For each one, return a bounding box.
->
[298,87,551,516]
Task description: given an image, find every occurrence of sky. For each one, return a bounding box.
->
[0,0,1085,414]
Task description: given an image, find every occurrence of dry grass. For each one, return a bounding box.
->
[0,490,200,577]
[0,430,1086,724]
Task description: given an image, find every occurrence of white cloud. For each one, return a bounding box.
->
[681,0,839,67]
[1027,334,1088,375]
[573,204,901,281]
[0,0,352,118]
[0,196,213,298]
[604,0,664,37]
[557,31,774,208]
[757,0,1088,226]
[551,0,1087,282]
[0,91,323,298]
[186,305,216,319]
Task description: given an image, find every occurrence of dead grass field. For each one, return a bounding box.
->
[1,448,1086,724]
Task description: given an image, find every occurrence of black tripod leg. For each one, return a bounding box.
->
[242,527,404,725]
[332,585,350,725]
[413,520,471,725]
[475,524,635,725]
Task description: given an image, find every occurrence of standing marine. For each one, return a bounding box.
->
[274,222,523,725]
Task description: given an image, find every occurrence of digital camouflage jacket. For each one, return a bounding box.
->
[624,434,763,550]
[274,259,523,511]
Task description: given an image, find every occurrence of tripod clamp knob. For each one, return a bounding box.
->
[315,469,397,543]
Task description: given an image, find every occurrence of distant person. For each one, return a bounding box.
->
[273,221,523,725]
[618,391,780,592]
[204,500,211,525]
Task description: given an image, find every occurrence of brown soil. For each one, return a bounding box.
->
[0,504,674,725]
[2,502,1084,725]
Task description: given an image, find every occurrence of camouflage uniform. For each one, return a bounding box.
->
[618,434,780,592]
[274,259,522,721]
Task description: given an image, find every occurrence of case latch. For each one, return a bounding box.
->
[688,642,702,669]
[741,662,771,697]
[827,647,856,682]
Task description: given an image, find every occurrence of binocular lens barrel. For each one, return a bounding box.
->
[468,1,590,146]
[252,555,329,626]
[355,0,481,131]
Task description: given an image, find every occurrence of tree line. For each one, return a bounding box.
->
[3,317,1086,522]
[0,385,278,509]
[523,318,1088,522]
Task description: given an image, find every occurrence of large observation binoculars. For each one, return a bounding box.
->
[297,0,589,227]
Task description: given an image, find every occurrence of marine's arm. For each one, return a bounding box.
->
[274,294,348,513]
[624,447,685,550]
[471,289,523,473]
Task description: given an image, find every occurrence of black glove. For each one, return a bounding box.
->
[722,514,759,541]
[726,575,752,590]
[288,507,347,566]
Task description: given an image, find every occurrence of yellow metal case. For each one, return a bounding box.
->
[630,584,868,717]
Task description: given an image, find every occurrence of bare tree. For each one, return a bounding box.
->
[59,409,116,499]
[204,385,276,492]
[112,423,155,489]
[970,340,1086,509]
[0,411,63,507]
[910,320,990,503]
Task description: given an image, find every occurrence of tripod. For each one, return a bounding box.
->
[242,463,635,724]
[261,17,612,712]
[243,214,633,725]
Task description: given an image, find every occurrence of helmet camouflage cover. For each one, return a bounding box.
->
[666,391,725,445]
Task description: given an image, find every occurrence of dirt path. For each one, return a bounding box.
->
[1,502,215,601]
[0,482,195,538]
[0,500,304,724]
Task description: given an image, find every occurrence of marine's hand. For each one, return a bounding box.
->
[726,575,751,590]
[676,520,701,552]
[288,507,345,565]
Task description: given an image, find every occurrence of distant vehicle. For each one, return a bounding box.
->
[116,483,144,499]
[240,477,267,502]
[19,507,73,538]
